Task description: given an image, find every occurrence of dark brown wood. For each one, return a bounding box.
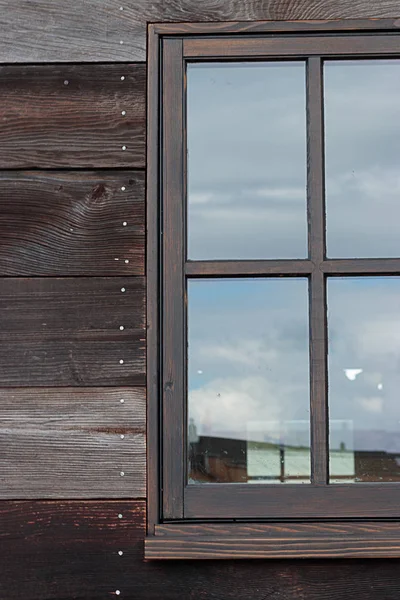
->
[0,388,145,498]
[0,500,145,599]
[185,483,400,518]
[162,39,185,520]
[150,522,400,560]
[0,278,145,386]
[147,25,161,534]
[0,171,144,276]
[156,522,400,537]
[307,57,328,485]
[4,501,400,598]
[185,260,314,277]
[184,34,400,58]
[154,18,400,35]
[0,64,145,168]
[146,534,400,560]
[322,259,400,274]
[3,5,400,62]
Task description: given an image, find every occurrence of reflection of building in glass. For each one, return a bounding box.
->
[189,419,400,483]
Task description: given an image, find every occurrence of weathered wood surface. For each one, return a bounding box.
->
[1,3,400,62]
[0,278,145,386]
[2,501,400,599]
[0,64,145,168]
[0,501,145,599]
[0,388,145,498]
[0,171,145,276]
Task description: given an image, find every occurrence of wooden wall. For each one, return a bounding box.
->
[1,2,400,599]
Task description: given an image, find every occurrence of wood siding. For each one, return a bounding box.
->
[0,171,145,276]
[0,388,145,498]
[0,277,145,386]
[0,64,145,168]
[2,501,400,599]
[1,2,400,598]
[1,1,400,62]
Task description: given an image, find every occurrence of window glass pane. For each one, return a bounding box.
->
[187,62,307,260]
[325,60,400,258]
[188,278,310,484]
[328,278,400,483]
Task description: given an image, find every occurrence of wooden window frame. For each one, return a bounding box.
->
[146,18,400,559]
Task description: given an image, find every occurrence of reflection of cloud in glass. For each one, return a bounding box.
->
[187,62,307,259]
[187,60,400,483]
[325,60,400,257]
[329,278,400,459]
[188,279,310,444]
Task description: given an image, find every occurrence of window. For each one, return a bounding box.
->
[146,19,400,559]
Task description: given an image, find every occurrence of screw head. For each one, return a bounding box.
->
[122,145,127,151]
[121,110,126,116]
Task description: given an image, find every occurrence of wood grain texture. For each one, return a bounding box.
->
[0,64,145,168]
[162,39,185,520]
[0,388,145,498]
[0,278,145,386]
[146,534,400,559]
[0,171,144,276]
[183,34,400,57]
[3,501,400,599]
[149,524,400,560]
[185,482,400,518]
[146,24,161,534]
[0,501,145,600]
[1,3,400,62]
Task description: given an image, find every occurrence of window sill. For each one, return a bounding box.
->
[145,522,400,560]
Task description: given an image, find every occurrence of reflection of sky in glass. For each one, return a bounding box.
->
[187,62,307,259]
[186,59,400,484]
[329,278,400,481]
[325,60,400,258]
[188,279,310,446]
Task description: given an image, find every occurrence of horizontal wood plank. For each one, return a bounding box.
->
[0,388,145,498]
[0,278,145,386]
[0,64,145,168]
[184,34,400,58]
[3,501,400,598]
[186,260,313,277]
[0,171,144,276]
[149,523,400,559]
[185,483,400,518]
[146,534,400,559]
[155,522,400,537]
[1,5,400,62]
[0,501,145,599]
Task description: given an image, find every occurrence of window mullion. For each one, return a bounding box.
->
[307,56,329,485]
